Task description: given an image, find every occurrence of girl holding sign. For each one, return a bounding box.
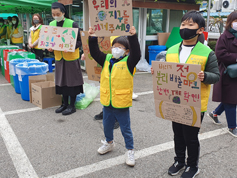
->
[88,26,141,167]
[48,2,84,115]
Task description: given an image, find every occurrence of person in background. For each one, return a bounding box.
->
[48,2,84,115]
[28,14,44,61]
[10,16,23,48]
[6,17,12,40]
[0,18,7,40]
[208,11,237,137]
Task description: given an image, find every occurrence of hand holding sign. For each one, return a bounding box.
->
[129,26,136,36]
[198,71,205,81]
[88,27,95,36]
[48,48,53,52]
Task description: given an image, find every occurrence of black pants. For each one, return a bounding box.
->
[32,49,44,61]
[172,112,205,167]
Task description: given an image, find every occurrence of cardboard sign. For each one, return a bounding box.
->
[58,0,73,5]
[157,33,170,46]
[80,31,111,81]
[88,0,133,36]
[39,25,78,52]
[152,61,201,128]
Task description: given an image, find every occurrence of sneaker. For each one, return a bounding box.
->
[94,111,103,120]
[207,112,221,125]
[228,128,237,137]
[114,120,120,129]
[168,161,185,176]
[180,166,199,178]
[125,150,135,166]
[132,92,138,100]
[97,140,115,154]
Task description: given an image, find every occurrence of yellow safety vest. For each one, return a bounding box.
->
[49,18,79,61]
[30,25,42,49]
[166,42,212,112]
[11,24,23,44]
[0,25,6,39]
[100,54,134,108]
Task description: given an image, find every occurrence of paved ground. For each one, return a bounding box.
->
[0,69,236,178]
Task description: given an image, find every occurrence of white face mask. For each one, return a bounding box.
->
[12,21,16,24]
[112,47,126,59]
[8,22,12,25]
[232,22,237,31]
[53,15,64,22]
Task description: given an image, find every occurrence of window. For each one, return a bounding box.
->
[71,1,83,29]
[133,8,139,33]
[146,9,167,35]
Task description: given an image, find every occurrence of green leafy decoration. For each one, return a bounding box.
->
[62,37,65,43]
[72,30,76,39]
[63,29,68,34]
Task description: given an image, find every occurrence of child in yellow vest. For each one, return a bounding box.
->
[88,26,141,166]
[151,11,220,178]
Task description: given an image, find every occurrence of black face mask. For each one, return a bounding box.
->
[180,28,199,40]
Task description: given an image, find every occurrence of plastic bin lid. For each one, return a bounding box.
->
[15,62,48,76]
[7,51,35,61]
[9,59,39,76]
[148,45,166,50]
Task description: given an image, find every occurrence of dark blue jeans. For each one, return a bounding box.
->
[214,103,237,129]
[103,105,134,150]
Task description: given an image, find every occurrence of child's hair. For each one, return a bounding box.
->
[181,10,205,28]
[112,36,130,50]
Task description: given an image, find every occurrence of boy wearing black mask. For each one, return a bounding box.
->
[152,11,220,178]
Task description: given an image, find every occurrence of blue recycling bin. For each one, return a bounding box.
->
[148,45,166,65]
[9,59,39,94]
[15,62,48,101]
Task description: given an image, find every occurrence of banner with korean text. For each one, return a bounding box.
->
[39,25,78,52]
[152,61,201,128]
[88,0,133,36]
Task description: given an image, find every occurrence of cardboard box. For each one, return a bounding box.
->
[31,81,62,109]
[29,73,55,103]
[157,33,171,46]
